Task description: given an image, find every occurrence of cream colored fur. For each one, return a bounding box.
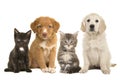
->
[80,13,112,74]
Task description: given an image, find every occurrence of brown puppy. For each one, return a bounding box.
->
[29,17,60,73]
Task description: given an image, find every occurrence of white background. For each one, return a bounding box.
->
[0,0,120,80]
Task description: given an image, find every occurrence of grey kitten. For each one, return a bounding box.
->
[57,31,81,74]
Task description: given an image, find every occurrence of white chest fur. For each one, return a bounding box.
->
[39,41,56,62]
[19,47,25,52]
[61,52,72,62]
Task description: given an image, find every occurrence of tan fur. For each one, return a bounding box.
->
[81,22,86,32]
[80,13,115,74]
[29,17,60,73]
[99,18,106,34]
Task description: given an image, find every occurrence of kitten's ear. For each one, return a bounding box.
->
[26,30,31,37]
[73,31,79,38]
[59,31,65,37]
[59,31,65,39]
[14,28,19,34]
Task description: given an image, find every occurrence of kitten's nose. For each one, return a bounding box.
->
[68,44,70,47]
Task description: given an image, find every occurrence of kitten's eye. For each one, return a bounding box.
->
[70,41,73,44]
[95,19,99,23]
[64,41,67,43]
[17,39,21,42]
[87,19,90,22]
[23,40,27,42]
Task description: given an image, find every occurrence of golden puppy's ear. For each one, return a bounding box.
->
[31,20,38,33]
[99,19,106,34]
[51,18,60,33]
[81,21,86,32]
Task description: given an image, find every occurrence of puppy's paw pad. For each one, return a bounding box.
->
[41,68,49,73]
[48,68,56,73]
[79,69,88,73]
[102,69,110,74]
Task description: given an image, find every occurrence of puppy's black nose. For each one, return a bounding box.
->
[90,24,94,31]
[90,24,94,28]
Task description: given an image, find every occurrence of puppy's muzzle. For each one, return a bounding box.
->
[42,33,47,38]
[90,24,95,31]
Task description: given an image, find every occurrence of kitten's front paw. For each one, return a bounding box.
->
[26,69,32,72]
[101,69,110,74]
[48,68,56,73]
[41,68,49,73]
[14,70,19,73]
[79,69,88,73]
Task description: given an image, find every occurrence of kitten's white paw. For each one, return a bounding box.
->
[48,68,56,73]
[41,68,49,73]
[79,69,88,73]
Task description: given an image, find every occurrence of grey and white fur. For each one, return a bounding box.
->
[57,31,81,74]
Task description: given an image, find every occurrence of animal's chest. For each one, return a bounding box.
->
[61,52,72,62]
[86,39,101,66]
[39,41,56,62]
[88,48,100,65]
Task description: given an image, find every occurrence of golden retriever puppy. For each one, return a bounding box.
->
[29,17,60,73]
[80,13,114,74]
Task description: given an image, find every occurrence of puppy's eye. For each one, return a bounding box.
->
[87,19,90,22]
[37,25,42,28]
[48,25,52,28]
[95,19,99,23]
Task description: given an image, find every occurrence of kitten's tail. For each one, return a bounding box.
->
[68,66,81,74]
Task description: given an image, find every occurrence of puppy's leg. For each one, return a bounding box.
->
[100,52,110,74]
[48,47,56,73]
[28,52,32,67]
[37,49,48,73]
[80,52,89,73]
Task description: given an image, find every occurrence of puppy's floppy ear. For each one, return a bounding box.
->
[81,21,86,32]
[31,20,38,33]
[51,18,60,33]
[99,18,106,34]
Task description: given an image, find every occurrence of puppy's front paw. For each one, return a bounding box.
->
[48,68,56,73]
[79,69,88,73]
[101,69,110,74]
[41,68,49,73]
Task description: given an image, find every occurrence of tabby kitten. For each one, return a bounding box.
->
[4,28,32,73]
[58,31,81,73]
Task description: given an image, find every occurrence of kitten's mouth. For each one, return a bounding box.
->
[64,45,73,49]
